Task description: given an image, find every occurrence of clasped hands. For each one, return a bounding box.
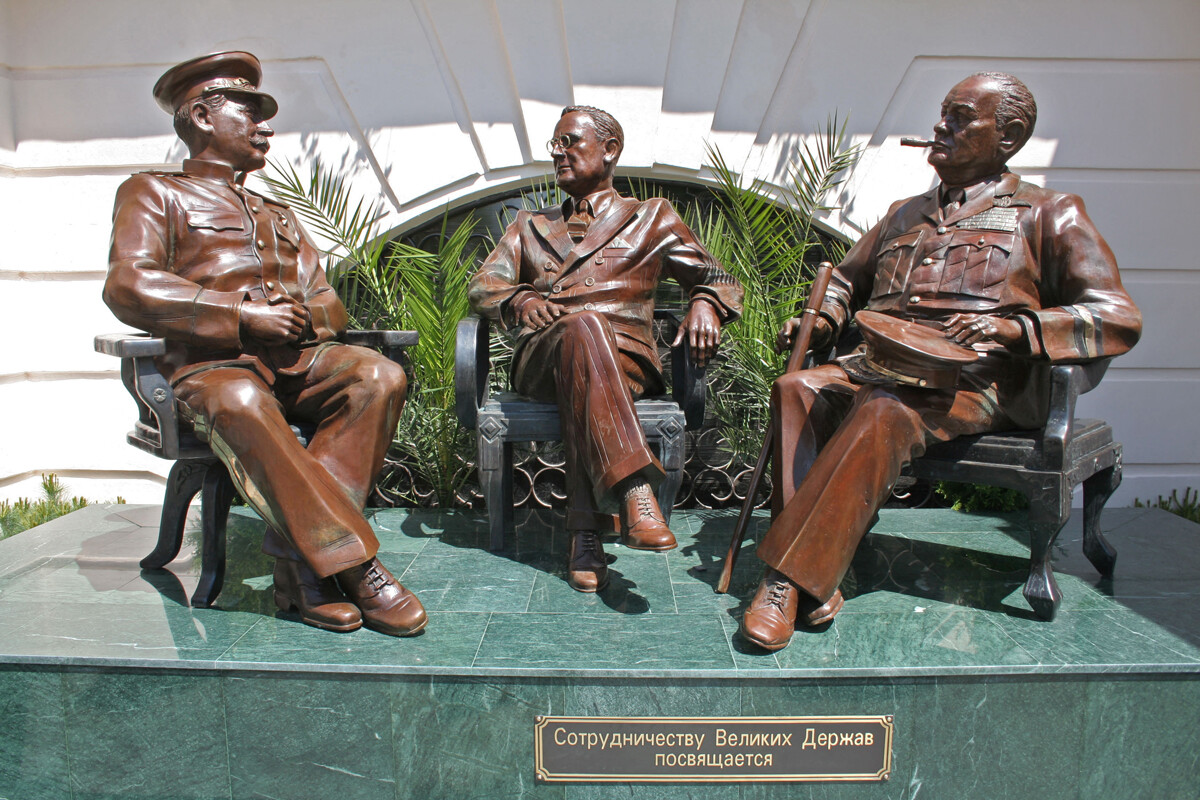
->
[240,296,312,345]
[516,295,723,367]
[775,312,1023,353]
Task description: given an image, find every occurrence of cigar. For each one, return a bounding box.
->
[900,137,935,148]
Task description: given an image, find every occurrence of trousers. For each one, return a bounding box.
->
[173,343,407,577]
[512,310,665,530]
[757,363,1011,602]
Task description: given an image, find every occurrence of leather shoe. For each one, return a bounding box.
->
[619,481,676,551]
[336,557,427,637]
[798,588,844,627]
[273,558,362,633]
[739,568,800,651]
[567,531,609,592]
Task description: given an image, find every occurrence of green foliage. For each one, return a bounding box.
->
[1135,487,1200,524]
[261,158,481,506]
[934,481,1029,514]
[0,474,121,539]
[688,116,861,441]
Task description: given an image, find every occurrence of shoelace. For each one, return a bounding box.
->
[765,579,790,609]
[625,485,658,522]
[362,563,390,596]
[578,532,603,557]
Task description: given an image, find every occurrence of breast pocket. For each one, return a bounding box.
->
[871,231,921,297]
[272,211,302,250]
[939,230,1014,300]
[185,208,245,232]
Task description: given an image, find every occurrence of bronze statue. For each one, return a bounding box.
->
[740,73,1142,651]
[469,106,744,591]
[104,52,426,636]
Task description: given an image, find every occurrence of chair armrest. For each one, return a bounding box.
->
[339,330,418,365]
[94,333,167,358]
[656,309,706,429]
[339,330,419,349]
[1042,365,1083,470]
[1041,358,1112,469]
[94,333,180,457]
[454,316,491,429]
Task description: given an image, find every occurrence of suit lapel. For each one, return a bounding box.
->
[528,207,574,261]
[560,196,640,275]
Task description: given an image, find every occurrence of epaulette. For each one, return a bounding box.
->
[138,169,188,177]
[241,184,289,209]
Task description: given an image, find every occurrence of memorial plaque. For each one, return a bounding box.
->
[534,715,893,783]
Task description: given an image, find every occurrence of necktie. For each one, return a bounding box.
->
[942,188,965,219]
[567,199,593,242]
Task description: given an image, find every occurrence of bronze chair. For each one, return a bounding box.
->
[903,359,1121,620]
[454,310,705,550]
[94,330,417,608]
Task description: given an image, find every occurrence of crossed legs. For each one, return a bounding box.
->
[173,344,425,635]
[513,311,675,591]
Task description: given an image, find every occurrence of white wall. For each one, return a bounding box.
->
[1,0,1195,506]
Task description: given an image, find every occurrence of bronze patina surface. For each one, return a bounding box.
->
[469,106,743,590]
[104,52,424,636]
[741,73,1142,651]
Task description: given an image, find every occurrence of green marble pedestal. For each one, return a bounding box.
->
[1,504,1198,799]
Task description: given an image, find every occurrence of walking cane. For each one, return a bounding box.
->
[715,261,835,594]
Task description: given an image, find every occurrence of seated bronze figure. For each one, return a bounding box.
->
[104,52,426,637]
[740,73,1142,651]
[468,106,744,592]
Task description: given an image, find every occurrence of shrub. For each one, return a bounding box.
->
[0,474,121,539]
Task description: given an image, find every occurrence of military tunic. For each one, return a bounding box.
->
[105,159,405,576]
[758,172,1142,602]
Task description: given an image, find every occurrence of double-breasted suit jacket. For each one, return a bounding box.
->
[758,172,1142,602]
[469,189,743,527]
[105,158,406,576]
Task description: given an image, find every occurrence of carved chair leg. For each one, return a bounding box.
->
[477,429,509,551]
[190,465,235,609]
[1022,479,1072,621]
[499,441,515,549]
[1082,460,1121,578]
[142,459,210,570]
[650,416,686,525]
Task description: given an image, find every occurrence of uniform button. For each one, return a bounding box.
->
[978,238,986,246]
[921,257,933,266]
[937,226,948,235]
[910,296,922,304]
[552,284,562,293]
[545,261,555,271]
[584,277,595,286]
[595,255,604,264]
[584,303,595,311]
[256,240,265,249]
[265,281,275,290]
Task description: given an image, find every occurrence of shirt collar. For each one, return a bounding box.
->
[182,158,243,186]
[564,186,620,219]
[939,172,1004,206]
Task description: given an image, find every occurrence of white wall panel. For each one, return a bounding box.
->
[561,0,676,168]
[653,0,743,170]
[0,378,168,501]
[493,0,575,165]
[0,277,130,375]
[420,0,528,170]
[0,174,127,272]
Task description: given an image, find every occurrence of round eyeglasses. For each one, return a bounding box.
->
[546,133,583,155]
